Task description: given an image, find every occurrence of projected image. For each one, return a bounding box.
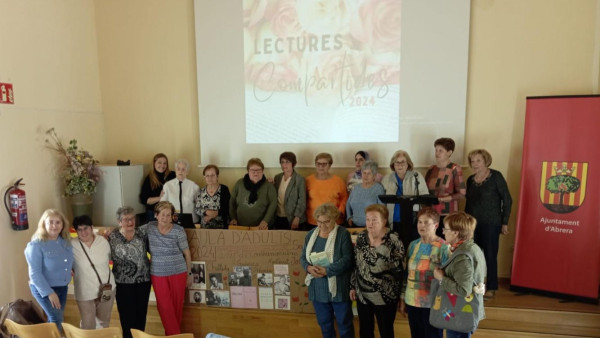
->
[243,0,401,143]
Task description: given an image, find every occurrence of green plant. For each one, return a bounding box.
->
[45,128,101,196]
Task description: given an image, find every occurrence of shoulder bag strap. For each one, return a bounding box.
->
[79,240,110,285]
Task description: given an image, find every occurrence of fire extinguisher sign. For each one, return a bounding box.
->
[0,83,14,104]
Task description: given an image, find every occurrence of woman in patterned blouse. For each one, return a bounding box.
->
[108,206,151,338]
[425,137,466,238]
[350,204,405,338]
[400,207,450,338]
[195,164,230,229]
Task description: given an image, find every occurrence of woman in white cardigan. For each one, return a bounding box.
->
[381,150,429,250]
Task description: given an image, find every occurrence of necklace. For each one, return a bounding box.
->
[474,169,490,184]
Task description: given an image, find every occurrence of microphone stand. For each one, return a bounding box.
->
[414,172,420,196]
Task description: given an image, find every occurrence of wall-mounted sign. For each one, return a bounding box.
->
[0,83,14,104]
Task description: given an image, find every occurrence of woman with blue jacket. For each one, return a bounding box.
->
[24,209,74,332]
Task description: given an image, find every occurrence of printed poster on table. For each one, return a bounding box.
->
[511,95,600,302]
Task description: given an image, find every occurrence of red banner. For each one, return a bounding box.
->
[512,95,600,302]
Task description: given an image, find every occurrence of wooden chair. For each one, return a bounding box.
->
[4,319,61,338]
[130,328,194,338]
[62,322,122,338]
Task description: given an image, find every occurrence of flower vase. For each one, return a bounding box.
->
[70,193,94,218]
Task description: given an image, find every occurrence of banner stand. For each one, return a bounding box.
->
[511,95,600,304]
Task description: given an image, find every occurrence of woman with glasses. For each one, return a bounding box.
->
[346,160,385,228]
[71,215,115,329]
[300,203,354,338]
[229,158,277,229]
[306,153,348,227]
[381,150,429,249]
[273,152,307,230]
[195,164,230,229]
[434,212,486,338]
[108,206,152,338]
[346,150,383,193]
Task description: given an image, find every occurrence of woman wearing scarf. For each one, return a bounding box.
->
[351,204,405,338]
[229,158,277,229]
[300,203,354,338]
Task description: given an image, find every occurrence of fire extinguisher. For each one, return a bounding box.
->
[4,178,29,231]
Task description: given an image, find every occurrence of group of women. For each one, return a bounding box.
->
[25,136,511,337]
[25,202,192,337]
[301,203,487,338]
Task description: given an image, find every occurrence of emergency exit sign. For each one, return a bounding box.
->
[0,83,14,104]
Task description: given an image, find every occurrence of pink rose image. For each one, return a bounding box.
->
[270,0,304,38]
[297,0,356,35]
[350,0,401,53]
[243,0,278,29]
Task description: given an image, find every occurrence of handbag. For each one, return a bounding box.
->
[0,299,46,337]
[79,241,113,302]
[428,252,483,333]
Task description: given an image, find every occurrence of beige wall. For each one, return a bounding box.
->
[1,0,598,304]
[95,0,599,279]
[466,0,598,277]
[0,0,105,304]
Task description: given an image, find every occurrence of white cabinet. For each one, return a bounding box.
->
[92,165,146,226]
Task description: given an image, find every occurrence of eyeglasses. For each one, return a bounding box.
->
[249,169,263,173]
[394,161,408,166]
[315,162,330,167]
[120,217,135,223]
[316,218,332,225]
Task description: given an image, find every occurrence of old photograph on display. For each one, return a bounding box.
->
[234,266,252,286]
[275,295,290,310]
[190,261,206,289]
[274,274,290,296]
[206,290,230,307]
[228,271,239,286]
[209,273,224,290]
[257,273,273,287]
[189,290,205,304]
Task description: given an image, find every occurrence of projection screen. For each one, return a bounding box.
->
[195,0,470,167]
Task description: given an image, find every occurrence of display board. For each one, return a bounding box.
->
[186,229,314,313]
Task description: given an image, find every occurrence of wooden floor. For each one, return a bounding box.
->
[64,280,600,337]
